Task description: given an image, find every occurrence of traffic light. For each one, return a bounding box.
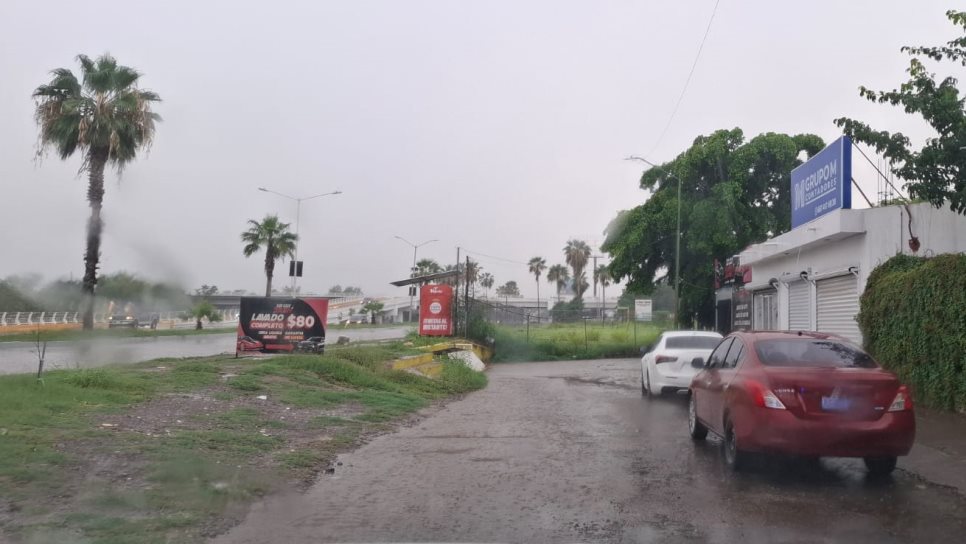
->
[289,261,303,277]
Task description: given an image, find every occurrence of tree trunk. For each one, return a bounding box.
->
[264,250,274,297]
[195,319,203,330]
[81,151,108,331]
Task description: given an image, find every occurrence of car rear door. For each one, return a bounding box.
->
[705,338,744,431]
[693,337,733,433]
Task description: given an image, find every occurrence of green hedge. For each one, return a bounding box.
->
[858,253,966,411]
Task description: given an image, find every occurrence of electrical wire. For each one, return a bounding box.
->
[645,0,722,157]
[461,248,530,267]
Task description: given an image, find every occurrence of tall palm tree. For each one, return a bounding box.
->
[563,240,592,299]
[546,264,570,303]
[241,215,298,296]
[33,54,161,329]
[528,256,547,320]
[465,259,481,296]
[416,258,442,275]
[595,264,612,317]
[478,272,495,298]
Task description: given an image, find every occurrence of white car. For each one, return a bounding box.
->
[641,331,723,397]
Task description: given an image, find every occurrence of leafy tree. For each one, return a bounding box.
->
[563,240,591,299]
[835,9,966,214]
[195,284,219,297]
[281,285,301,296]
[33,54,161,329]
[495,281,521,298]
[362,300,385,324]
[546,264,570,302]
[594,264,612,305]
[0,281,39,312]
[343,286,363,296]
[603,128,824,327]
[241,215,298,297]
[186,300,221,330]
[478,272,495,297]
[328,285,343,294]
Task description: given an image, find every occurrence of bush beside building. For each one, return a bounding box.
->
[858,253,966,412]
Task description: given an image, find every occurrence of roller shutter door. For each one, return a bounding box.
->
[816,274,861,344]
[787,281,811,331]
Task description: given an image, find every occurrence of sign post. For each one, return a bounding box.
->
[791,136,852,229]
[634,299,653,322]
[419,284,454,336]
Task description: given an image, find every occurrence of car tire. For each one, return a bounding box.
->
[863,456,897,476]
[722,419,748,471]
[641,371,647,397]
[644,370,655,398]
[688,394,708,440]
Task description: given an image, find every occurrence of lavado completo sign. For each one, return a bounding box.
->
[238,297,329,352]
[419,284,453,336]
[791,135,852,229]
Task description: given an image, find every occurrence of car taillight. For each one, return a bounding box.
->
[888,385,913,412]
[654,355,678,364]
[747,380,786,410]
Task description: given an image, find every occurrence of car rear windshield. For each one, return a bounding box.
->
[754,339,878,368]
[665,336,722,350]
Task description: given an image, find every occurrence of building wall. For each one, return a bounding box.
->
[736,203,966,343]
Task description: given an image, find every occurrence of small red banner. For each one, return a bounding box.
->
[419,284,454,336]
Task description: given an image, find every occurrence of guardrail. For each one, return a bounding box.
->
[0,310,239,327]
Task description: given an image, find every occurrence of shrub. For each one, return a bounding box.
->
[858,253,966,411]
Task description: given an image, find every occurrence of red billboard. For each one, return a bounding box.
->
[237,297,329,353]
[419,284,454,336]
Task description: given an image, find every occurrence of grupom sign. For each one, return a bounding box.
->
[419,284,454,336]
[237,297,328,352]
[791,136,852,229]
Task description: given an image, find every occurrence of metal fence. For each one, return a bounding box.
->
[0,309,239,327]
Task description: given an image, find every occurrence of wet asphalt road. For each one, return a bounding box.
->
[216,358,966,544]
[0,326,413,374]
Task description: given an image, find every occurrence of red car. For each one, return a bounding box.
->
[688,331,915,475]
[236,336,264,352]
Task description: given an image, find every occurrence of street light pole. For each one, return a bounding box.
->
[394,236,439,321]
[625,155,682,327]
[258,187,342,291]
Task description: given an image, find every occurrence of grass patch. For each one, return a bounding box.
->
[491,322,662,362]
[0,344,487,543]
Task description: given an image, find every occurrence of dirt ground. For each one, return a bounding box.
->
[215,358,966,544]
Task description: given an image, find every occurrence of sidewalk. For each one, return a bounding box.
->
[902,408,966,494]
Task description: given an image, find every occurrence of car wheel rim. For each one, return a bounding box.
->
[725,428,736,464]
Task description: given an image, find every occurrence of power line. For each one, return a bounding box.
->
[461,248,529,267]
[645,0,722,157]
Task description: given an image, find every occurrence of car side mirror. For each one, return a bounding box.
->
[691,357,705,369]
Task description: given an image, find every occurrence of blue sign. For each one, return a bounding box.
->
[791,136,852,228]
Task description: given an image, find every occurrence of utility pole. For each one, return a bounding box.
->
[625,155,682,327]
[394,236,438,322]
[464,255,470,337]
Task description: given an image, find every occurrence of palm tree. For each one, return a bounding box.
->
[595,264,612,318]
[241,215,298,296]
[478,272,495,298]
[546,264,570,303]
[465,259,481,296]
[33,54,161,330]
[416,258,442,275]
[563,240,592,299]
[528,257,547,320]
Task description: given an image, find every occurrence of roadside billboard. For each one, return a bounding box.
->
[237,297,329,352]
[791,135,852,229]
[419,284,454,336]
[732,289,752,331]
[634,299,653,322]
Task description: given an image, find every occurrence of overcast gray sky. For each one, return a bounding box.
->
[0,0,956,297]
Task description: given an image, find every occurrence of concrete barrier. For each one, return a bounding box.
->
[390,339,491,378]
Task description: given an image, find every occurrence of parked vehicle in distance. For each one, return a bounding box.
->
[688,331,915,475]
[107,313,138,328]
[294,336,326,354]
[236,336,264,352]
[344,314,369,325]
[641,331,723,397]
[136,312,160,329]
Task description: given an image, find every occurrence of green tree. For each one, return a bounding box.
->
[362,300,385,324]
[416,259,442,275]
[563,240,591,299]
[546,264,570,302]
[528,256,547,313]
[328,285,343,295]
[594,264,612,307]
[603,128,824,327]
[495,281,521,299]
[835,10,966,214]
[478,272,495,298]
[33,54,161,330]
[241,215,298,297]
[195,284,219,297]
[186,300,222,330]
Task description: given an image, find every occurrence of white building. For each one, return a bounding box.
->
[734,202,966,344]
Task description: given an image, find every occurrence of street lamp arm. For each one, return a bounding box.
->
[416,239,439,248]
[394,235,416,247]
[257,187,298,201]
[624,155,658,168]
[303,190,343,201]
